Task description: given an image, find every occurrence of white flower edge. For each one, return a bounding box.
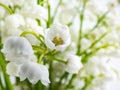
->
[1,36,34,64]
[19,62,50,86]
[6,62,21,76]
[66,55,83,74]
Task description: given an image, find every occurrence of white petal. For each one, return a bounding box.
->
[66,55,83,74]
[19,62,50,86]
[6,62,21,76]
[4,14,25,30]
[1,36,34,63]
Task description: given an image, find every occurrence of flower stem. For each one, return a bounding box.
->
[37,51,47,63]
[51,0,62,23]
[83,11,109,38]
[20,31,46,47]
[49,60,53,90]
[57,72,68,90]
[79,32,108,56]
[37,0,44,6]
[0,74,5,90]
[47,56,67,64]
[65,74,76,89]
[0,52,14,90]
[47,2,51,28]
[0,3,13,14]
[76,0,87,55]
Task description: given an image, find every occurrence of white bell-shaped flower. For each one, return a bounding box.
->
[6,62,21,76]
[4,14,25,30]
[1,36,34,64]
[19,4,47,19]
[19,62,50,86]
[44,23,71,51]
[66,55,83,74]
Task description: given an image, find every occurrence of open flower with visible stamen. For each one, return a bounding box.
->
[1,36,34,64]
[19,62,50,86]
[44,23,71,51]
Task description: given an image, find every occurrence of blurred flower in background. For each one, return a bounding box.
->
[0,0,120,90]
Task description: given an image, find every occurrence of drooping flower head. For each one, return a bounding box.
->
[1,36,34,64]
[19,62,50,86]
[66,55,83,74]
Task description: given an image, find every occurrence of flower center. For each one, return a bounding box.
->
[52,36,64,46]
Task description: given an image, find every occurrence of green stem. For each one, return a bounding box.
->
[0,3,13,14]
[66,1,87,89]
[0,52,14,90]
[80,75,94,90]
[20,31,46,47]
[79,32,108,55]
[51,0,62,23]
[32,45,45,52]
[47,2,51,28]
[47,56,66,64]
[37,0,44,5]
[83,11,109,38]
[57,72,68,90]
[0,74,5,90]
[76,0,87,55]
[65,74,76,89]
[81,44,112,63]
[37,51,47,63]
[89,32,108,48]
[49,60,53,90]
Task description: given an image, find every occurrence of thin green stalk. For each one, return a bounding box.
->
[47,2,51,28]
[49,60,53,90]
[0,74,5,90]
[47,56,66,64]
[79,32,108,55]
[91,11,109,30]
[32,45,45,52]
[51,0,62,23]
[89,32,108,48]
[20,31,46,47]
[76,0,87,55]
[80,75,94,90]
[65,74,76,89]
[37,51,47,63]
[0,52,14,90]
[83,11,109,38]
[0,3,13,14]
[66,1,87,90]
[46,2,53,90]
[37,0,44,5]
[57,72,68,90]
[81,44,112,63]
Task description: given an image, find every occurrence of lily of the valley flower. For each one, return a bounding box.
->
[4,14,25,30]
[6,62,21,76]
[19,62,50,86]
[44,23,71,51]
[19,3,47,19]
[66,55,83,74]
[1,36,34,64]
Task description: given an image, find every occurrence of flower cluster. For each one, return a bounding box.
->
[0,0,120,90]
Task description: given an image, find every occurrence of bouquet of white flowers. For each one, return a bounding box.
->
[0,0,120,90]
